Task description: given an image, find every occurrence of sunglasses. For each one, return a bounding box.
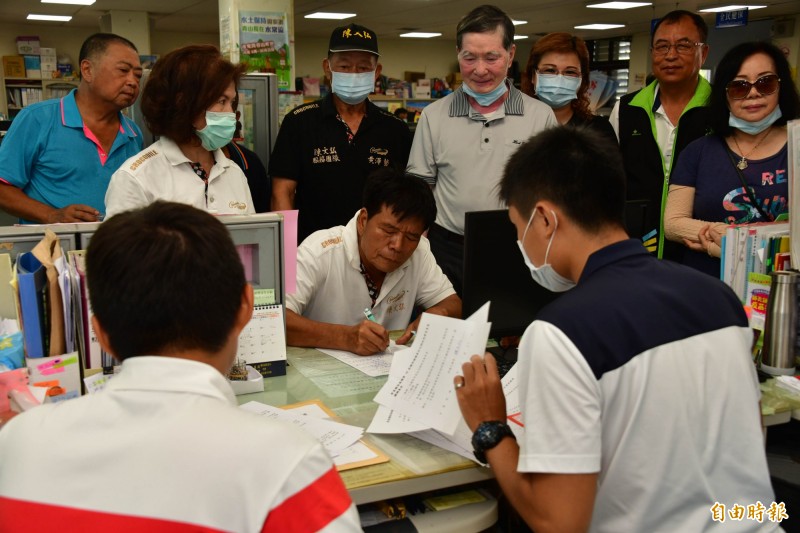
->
[726,74,780,100]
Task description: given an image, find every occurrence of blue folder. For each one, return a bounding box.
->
[17,252,47,358]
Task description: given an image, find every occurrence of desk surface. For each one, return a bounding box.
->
[237,347,493,505]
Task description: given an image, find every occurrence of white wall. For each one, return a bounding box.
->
[294,36,461,82]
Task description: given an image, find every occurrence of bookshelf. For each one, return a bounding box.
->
[2,77,78,119]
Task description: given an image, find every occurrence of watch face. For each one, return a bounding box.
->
[472,421,512,455]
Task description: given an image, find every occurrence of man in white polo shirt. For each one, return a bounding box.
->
[286,169,461,355]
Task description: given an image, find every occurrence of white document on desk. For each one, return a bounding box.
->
[318,341,404,377]
[373,303,490,436]
[240,400,363,456]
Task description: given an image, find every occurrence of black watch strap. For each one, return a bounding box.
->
[471,420,515,464]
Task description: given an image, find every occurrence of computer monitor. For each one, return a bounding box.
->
[462,209,559,340]
[78,213,285,304]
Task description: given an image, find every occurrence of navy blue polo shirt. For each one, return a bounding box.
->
[536,238,748,379]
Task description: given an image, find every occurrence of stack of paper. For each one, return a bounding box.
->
[240,401,364,459]
[366,303,524,464]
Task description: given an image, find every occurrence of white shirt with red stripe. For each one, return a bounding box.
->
[0,356,360,533]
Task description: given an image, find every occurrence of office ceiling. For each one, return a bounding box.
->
[1,0,798,41]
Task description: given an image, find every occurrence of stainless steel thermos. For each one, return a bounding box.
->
[761,271,798,376]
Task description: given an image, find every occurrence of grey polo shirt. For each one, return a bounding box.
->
[407,84,557,235]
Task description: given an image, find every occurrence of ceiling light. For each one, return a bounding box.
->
[400,32,442,38]
[587,1,651,8]
[27,14,72,21]
[304,12,356,20]
[698,4,766,12]
[41,0,96,5]
[512,20,528,25]
[574,23,626,29]
[514,35,529,40]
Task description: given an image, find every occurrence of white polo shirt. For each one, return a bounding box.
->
[105,137,254,218]
[287,212,455,330]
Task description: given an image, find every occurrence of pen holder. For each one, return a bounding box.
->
[761,271,798,376]
[228,365,265,395]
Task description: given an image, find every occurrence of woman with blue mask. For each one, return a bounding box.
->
[522,33,616,143]
[665,42,800,276]
[105,45,254,218]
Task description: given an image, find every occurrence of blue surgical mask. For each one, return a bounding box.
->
[331,70,375,105]
[535,74,581,109]
[195,111,236,151]
[729,106,783,135]
[462,79,509,106]
[517,210,576,293]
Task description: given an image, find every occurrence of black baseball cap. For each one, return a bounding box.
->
[329,23,379,56]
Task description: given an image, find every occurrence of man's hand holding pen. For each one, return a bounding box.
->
[351,307,389,355]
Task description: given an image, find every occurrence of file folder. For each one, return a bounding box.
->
[17,252,47,358]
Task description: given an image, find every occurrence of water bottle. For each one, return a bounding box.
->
[761,271,798,376]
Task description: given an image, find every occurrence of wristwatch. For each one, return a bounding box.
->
[471,421,516,464]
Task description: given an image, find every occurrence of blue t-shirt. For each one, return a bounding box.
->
[671,134,788,275]
[0,89,142,223]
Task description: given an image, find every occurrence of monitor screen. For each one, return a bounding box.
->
[77,214,285,304]
[462,209,559,339]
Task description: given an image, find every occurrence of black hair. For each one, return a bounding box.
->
[86,201,247,360]
[79,33,138,64]
[709,41,800,137]
[652,10,708,44]
[457,5,515,51]
[499,126,626,232]
[362,169,437,230]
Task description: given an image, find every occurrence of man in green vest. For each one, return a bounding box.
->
[610,10,712,260]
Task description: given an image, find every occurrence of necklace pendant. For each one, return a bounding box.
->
[737,158,748,170]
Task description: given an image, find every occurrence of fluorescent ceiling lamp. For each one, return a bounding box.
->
[304,12,356,20]
[698,4,766,12]
[587,1,651,8]
[574,23,625,29]
[41,0,96,5]
[514,35,529,40]
[27,14,72,21]
[400,32,442,38]
[512,19,528,25]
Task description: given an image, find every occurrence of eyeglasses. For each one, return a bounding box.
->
[726,74,781,100]
[536,67,581,78]
[651,41,705,57]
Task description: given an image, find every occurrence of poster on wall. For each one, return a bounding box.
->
[239,11,291,90]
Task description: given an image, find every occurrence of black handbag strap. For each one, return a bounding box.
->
[726,149,774,222]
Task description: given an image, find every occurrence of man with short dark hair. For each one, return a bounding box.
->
[270,23,412,241]
[0,201,361,531]
[0,33,143,223]
[454,127,777,532]
[407,4,557,295]
[610,10,712,260]
[287,169,461,355]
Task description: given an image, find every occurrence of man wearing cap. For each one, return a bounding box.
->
[406,5,557,295]
[270,23,412,242]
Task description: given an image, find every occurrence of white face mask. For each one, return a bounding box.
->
[516,209,576,293]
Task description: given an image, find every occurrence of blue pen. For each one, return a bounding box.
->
[363,307,379,323]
